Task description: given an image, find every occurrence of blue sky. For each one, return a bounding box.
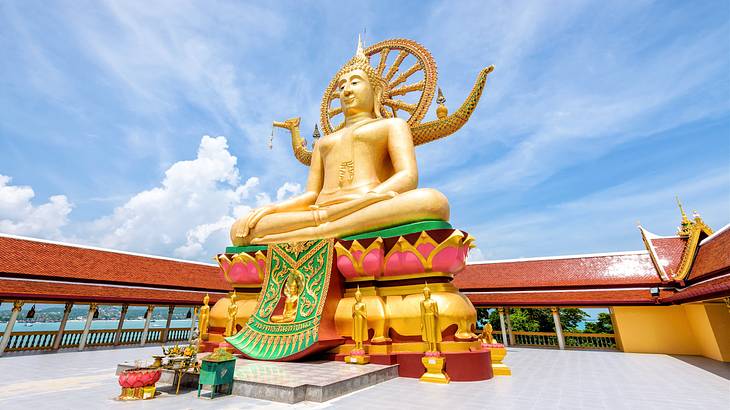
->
[1,0,728,262]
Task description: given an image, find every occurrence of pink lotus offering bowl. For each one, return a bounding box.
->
[118,368,161,388]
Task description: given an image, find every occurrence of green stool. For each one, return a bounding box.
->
[198,357,235,399]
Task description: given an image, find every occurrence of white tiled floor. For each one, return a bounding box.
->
[0,346,727,409]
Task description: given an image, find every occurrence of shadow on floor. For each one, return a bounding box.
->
[670,354,730,380]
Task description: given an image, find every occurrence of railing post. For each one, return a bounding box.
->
[551,307,565,350]
[498,307,509,347]
[188,306,198,344]
[52,302,74,350]
[162,305,174,343]
[505,307,515,345]
[113,304,129,346]
[78,303,97,351]
[0,301,24,356]
[140,305,154,346]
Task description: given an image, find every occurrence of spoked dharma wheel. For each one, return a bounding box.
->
[320,38,438,135]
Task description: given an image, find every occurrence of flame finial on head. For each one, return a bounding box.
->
[356,34,366,59]
[332,35,387,94]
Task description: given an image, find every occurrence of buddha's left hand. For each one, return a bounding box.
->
[236,204,277,238]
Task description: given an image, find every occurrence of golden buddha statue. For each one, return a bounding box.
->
[420,284,442,352]
[199,293,210,340]
[479,323,495,344]
[271,269,304,323]
[352,286,368,351]
[230,38,450,245]
[225,291,238,337]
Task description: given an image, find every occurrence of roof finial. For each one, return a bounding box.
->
[676,196,692,236]
[676,196,689,223]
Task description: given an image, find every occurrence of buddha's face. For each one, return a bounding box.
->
[423,287,431,299]
[287,278,298,293]
[338,69,375,117]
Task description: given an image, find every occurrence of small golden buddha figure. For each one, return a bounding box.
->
[271,269,304,323]
[230,39,449,245]
[420,284,442,352]
[479,323,495,344]
[199,293,210,340]
[225,291,238,337]
[352,286,368,351]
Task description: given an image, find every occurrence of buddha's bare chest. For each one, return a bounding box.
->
[319,127,388,168]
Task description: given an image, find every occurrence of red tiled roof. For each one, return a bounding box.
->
[661,274,730,304]
[0,278,226,305]
[687,226,730,282]
[0,235,230,293]
[454,252,662,291]
[465,288,670,306]
[649,237,687,279]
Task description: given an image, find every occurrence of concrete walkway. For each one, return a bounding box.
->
[0,346,727,409]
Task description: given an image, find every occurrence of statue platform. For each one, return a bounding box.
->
[117,357,398,404]
[205,221,494,381]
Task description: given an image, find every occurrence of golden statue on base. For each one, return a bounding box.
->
[198,293,210,341]
[271,269,304,323]
[345,286,370,364]
[352,286,368,351]
[229,36,497,246]
[479,323,496,344]
[420,284,442,352]
[224,291,238,337]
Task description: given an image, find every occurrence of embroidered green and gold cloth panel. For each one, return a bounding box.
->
[225,239,334,360]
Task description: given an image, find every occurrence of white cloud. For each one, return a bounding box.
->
[66,135,299,260]
[467,247,486,263]
[0,175,73,238]
[276,182,302,201]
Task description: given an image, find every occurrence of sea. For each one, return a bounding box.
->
[0,319,193,333]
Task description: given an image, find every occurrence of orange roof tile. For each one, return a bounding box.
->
[688,226,730,282]
[648,237,687,279]
[455,252,662,291]
[0,235,230,294]
[0,278,226,305]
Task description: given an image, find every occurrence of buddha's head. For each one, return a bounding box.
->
[286,269,302,294]
[423,284,431,299]
[203,293,210,305]
[354,285,362,302]
[335,38,387,119]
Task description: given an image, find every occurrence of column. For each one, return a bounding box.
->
[162,305,175,343]
[551,307,565,350]
[188,307,198,344]
[52,302,74,350]
[140,305,154,346]
[498,307,509,347]
[505,307,516,345]
[0,301,24,356]
[78,303,98,351]
[113,304,129,346]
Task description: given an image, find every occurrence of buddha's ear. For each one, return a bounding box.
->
[373,85,384,118]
